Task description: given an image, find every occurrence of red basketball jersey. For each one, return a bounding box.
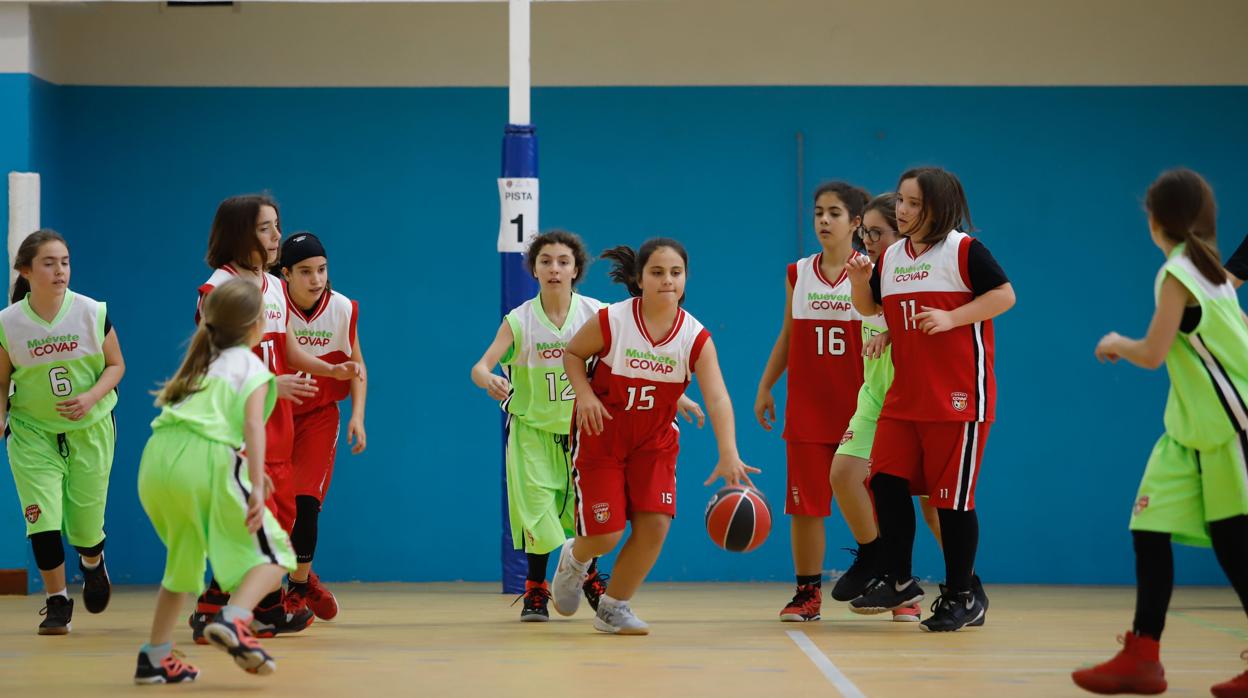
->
[197,266,294,460]
[877,232,997,422]
[784,252,865,442]
[285,286,357,416]
[588,298,710,435]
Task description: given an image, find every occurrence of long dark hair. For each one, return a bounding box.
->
[206,194,279,272]
[898,167,975,245]
[1146,168,1225,284]
[11,229,68,304]
[526,229,591,286]
[813,181,871,220]
[601,238,689,298]
[157,278,263,406]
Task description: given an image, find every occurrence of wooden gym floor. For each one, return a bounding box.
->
[0,583,1242,697]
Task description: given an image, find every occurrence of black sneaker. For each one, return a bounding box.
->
[583,570,610,612]
[849,577,925,615]
[189,585,231,645]
[969,574,988,627]
[920,585,985,632]
[81,556,111,614]
[133,649,200,684]
[514,582,551,622]
[251,599,314,639]
[38,595,73,635]
[831,546,880,602]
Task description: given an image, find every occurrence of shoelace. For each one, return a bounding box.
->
[789,585,819,606]
[511,587,552,608]
[235,619,263,649]
[584,573,610,596]
[162,650,195,675]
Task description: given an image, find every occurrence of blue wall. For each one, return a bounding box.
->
[0,72,32,575]
[14,83,1248,587]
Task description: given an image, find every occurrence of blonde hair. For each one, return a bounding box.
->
[157,278,263,405]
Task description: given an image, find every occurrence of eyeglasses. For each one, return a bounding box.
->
[858,226,892,244]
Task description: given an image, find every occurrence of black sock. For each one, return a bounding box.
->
[587,557,598,576]
[1210,515,1248,620]
[526,552,550,583]
[870,474,915,581]
[1132,530,1173,640]
[288,577,309,592]
[797,574,822,587]
[937,508,979,594]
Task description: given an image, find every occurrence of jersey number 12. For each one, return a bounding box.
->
[545,372,574,402]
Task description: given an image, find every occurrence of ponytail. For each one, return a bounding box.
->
[157,326,218,406]
[601,245,642,297]
[10,229,68,304]
[156,278,264,406]
[1146,168,1225,285]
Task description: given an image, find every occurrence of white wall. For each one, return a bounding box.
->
[0,3,30,73]
[27,0,1248,87]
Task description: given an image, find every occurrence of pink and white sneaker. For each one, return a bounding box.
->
[891,603,921,622]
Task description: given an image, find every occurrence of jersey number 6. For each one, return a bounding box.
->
[48,367,72,397]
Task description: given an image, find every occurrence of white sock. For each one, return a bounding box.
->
[141,641,173,665]
[80,555,100,570]
[47,588,68,599]
[221,604,251,624]
[600,594,626,609]
[566,544,590,572]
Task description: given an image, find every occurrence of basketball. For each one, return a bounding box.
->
[704,486,772,553]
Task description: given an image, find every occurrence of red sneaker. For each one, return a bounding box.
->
[304,572,339,621]
[1072,631,1166,695]
[1212,650,1248,698]
[779,584,822,622]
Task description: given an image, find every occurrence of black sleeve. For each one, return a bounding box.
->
[1226,233,1248,282]
[103,312,113,335]
[967,239,1010,296]
[870,262,882,304]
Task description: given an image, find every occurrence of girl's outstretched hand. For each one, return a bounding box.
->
[845,255,873,285]
[704,457,761,488]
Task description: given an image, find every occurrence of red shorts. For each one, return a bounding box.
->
[784,441,837,516]
[291,402,340,503]
[572,420,680,536]
[869,418,990,511]
[264,459,296,533]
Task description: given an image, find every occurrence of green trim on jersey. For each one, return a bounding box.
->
[150,347,277,448]
[500,293,601,434]
[0,292,117,432]
[1156,245,1248,450]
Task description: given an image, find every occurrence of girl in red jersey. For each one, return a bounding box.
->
[846,167,1015,632]
[549,238,757,635]
[754,182,868,622]
[189,196,359,642]
[278,232,368,622]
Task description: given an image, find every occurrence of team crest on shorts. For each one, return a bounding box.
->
[24,504,40,524]
[840,430,854,445]
[951,392,969,412]
[592,502,611,524]
[1134,496,1150,515]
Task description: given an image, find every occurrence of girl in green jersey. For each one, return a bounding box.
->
[0,230,125,635]
[1077,169,1248,696]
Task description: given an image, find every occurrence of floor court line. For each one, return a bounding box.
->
[787,630,867,698]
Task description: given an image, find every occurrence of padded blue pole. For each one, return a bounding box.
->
[500,124,538,594]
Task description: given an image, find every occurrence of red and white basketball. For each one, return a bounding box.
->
[704,486,772,553]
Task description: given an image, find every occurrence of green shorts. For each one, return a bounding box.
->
[838,383,882,462]
[7,412,115,547]
[1130,432,1248,548]
[138,427,295,594]
[506,418,574,555]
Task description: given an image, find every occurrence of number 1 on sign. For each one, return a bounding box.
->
[511,214,524,243]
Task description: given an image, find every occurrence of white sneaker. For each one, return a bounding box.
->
[551,539,588,617]
[593,599,650,635]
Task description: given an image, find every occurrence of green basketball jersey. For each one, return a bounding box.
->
[151,346,277,447]
[0,291,117,432]
[1156,245,1248,449]
[860,313,894,409]
[501,293,602,434]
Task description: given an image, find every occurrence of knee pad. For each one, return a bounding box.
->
[74,538,105,559]
[291,495,321,562]
[30,531,65,571]
[870,472,910,498]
